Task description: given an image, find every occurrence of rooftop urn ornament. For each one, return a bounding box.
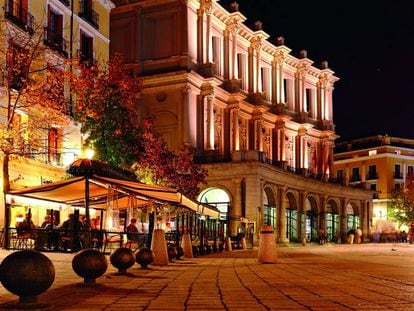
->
[276,36,285,46]
[321,60,329,69]
[229,1,239,12]
[72,249,108,285]
[253,20,263,31]
[299,49,308,59]
[0,250,55,309]
[110,248,136,274]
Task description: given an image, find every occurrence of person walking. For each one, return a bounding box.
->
[347,227,356,244]
[355,227,362,244]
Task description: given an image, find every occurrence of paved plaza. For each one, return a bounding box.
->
[1,243,414,310]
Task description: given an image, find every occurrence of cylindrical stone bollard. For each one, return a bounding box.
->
[257,225,277,263]
[241,237,247,250]
[150,229,169,265]
[225,236,232,251]
[181,233,193,258]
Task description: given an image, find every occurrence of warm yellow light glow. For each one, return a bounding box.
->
[85,149,95,159]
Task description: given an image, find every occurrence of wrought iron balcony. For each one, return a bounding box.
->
[350,175,361,182]
[58,0,70,6]
[366,172,378,180]
[44,28,68,57]
[77,50,96,67]
[4,0,34,34]
[394,172,403,179]
[79,0,99,29]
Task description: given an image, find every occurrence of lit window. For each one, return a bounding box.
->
[368,150,377,156]
[395,150,401,155]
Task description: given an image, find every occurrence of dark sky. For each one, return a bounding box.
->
[219,0,414,141]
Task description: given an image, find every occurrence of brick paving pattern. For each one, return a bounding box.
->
[1,243,414,310]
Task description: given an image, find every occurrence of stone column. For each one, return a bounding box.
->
[298,191,307,242]
[206,94,215,150]
[232,178,243,235]
[231,24,239,80]
[197,8,204,64]
[277,186,289,244]
[319,195,327,233]
[182,86,191,145]
[205,8,212,63]
[361,200,369,242]
[340,198,347,243]
[230,106,240,151]
[254,117,263,151]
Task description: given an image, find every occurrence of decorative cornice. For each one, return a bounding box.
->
[96,0,116,11]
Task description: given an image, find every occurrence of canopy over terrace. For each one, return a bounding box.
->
[6,175,220,218]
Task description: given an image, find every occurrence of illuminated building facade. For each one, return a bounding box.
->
[334,135,414,233]
[0,0,114,227]
[111,0,373,244]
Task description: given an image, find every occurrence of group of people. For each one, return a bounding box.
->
[14,212,103,251]
[347,227,363,244]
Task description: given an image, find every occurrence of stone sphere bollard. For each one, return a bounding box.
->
[0,250,55,307]
[167,246,177,262]
[72,249,108,284]
[257,225,277,263]
[135,247,154,269]
[110,248,136,274]
[176,246,184,259]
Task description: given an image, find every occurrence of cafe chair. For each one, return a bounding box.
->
[102,231,123,254]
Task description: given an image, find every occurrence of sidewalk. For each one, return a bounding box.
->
[1,243,414,310]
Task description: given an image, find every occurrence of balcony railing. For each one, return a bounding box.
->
[58,0,70,6]
[394,172,403,179]
[366,172,378,180]
[5,1,34,33]
[44,28,68,57]
[350,175,361,182]
[77,50,96,67]
[79,1,99,29]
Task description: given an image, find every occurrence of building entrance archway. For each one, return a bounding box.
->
[305,196,318,242]
[286,192,298,242]
[326,199,340,242]
[198,187,230,237]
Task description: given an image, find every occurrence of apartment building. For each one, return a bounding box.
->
[0,0,114,227]
[334,135,414,233]
[111,0,373,244]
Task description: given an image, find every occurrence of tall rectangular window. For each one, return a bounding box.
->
[368,165,377,179]
[394,164,401,178]
[408,165,414,177]
[79,32,94,66]
[237,53,247,90]
[212,36,221,77]
[46,7,65,53]
[260,67,271,101]
[351,167,360,181]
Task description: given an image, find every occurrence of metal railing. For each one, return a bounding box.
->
[79,0,99,29]
[44,28,68,57]
[5,0,34,33]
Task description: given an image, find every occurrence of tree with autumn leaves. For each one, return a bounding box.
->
[389,174,414,226]
[0,18,71,195]
[68,56,207,199]
[132,118,207,200]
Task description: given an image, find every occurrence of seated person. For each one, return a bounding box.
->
[59,213,84,251]
[16,213,36,239]
[126,218,139,241]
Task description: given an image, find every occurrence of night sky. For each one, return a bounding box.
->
[219,0,414,141]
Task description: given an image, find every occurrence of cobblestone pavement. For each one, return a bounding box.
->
[1,243,414,310]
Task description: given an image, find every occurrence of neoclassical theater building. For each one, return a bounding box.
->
[111,0,373,244]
